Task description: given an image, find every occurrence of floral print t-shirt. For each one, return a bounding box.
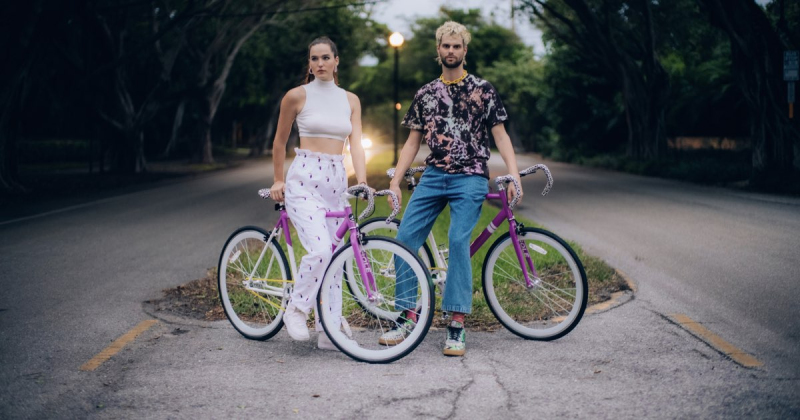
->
[402,74,508,178]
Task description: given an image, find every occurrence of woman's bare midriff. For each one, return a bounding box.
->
[300,137,346,155]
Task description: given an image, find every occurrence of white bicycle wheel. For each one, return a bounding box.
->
[358,217,445,302]
[318,237,433,363]
[482,228,587,340]
[358,217,434,270]
[218,227,290,340]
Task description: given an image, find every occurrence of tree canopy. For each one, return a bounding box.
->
[1,0,797,193]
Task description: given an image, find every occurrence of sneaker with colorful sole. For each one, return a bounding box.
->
[443,320,466,356]
[377,316,416,346]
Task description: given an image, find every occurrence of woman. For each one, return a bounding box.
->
[269,36,367,350]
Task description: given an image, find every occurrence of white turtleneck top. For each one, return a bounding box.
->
[295,79,352,142]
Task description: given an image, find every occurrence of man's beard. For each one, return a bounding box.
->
[441,55,463,69]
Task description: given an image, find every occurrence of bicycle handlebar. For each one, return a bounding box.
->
[346,184,374,221]
[492,175,523,209]
[386,166,426,179]
[384,163,553,210]
[521,164,553,194]
[374,189,400,223]
[387,166,427,189]
[494,164,552,209]
[258,184,392,222]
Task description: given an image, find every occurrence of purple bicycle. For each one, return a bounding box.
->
[217,185,433,363]
[359,164,588,341]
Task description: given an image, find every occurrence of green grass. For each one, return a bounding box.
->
[277,149,628,329]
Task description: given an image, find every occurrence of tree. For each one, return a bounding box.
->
[94,3,164,173]
[86,0,228,173]
[519,0,670,160]
[351,8,529,145]
[217,1,387,156]
[0,1,45,192]
[185,0,282,164]
[696,0,799,186]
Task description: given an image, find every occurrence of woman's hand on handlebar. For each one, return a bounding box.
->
[356,182,375,201]
[270,181,285,203]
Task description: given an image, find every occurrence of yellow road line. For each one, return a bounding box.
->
[669,314,763,368]
[80,319,159,371]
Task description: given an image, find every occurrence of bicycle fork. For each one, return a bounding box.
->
[474,194,541,289]
[509,221,541,289]
[344,211,382,303]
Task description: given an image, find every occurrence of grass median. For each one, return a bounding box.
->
[149,149,629,330]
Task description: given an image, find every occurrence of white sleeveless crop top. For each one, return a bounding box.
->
[295,79,352,142]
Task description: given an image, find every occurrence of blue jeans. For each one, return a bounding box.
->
[394,166,488,314]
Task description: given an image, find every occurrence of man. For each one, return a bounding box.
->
[381,21,523,356]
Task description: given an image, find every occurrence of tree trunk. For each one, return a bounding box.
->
[98,18,162,174]
[136,130,147,172]
[254,96,283,156]
[162,99,186,158]
[0,109,26,193]
[0,0,42,193]
[196,80,225,164]
[111,129,146,174]
[199,115,215,164]
[621,64,669,160]
[0,66,26,192]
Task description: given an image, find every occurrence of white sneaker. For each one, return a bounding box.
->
[317,333,338,351]
[318,332,356,351]
[283,304,309,341]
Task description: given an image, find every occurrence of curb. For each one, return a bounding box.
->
[141,301,226,329]
[585,267,636,316]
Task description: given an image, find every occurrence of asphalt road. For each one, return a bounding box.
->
[1,153,798,418]
[497,154,800,378]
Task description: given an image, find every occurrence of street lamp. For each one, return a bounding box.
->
[389,32,404,165]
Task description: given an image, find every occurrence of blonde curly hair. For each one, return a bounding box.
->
[435,21,471,66]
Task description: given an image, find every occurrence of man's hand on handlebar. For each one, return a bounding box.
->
[507,176,523,204]
[388,181,402,210]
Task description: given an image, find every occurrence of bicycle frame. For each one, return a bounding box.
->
[400,174,538,290]
[248,199,382,303]
[470,191,538,288]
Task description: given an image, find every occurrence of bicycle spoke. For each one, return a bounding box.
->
[219,229,289,340]
[320,237,432,363]
[483,229,587,340]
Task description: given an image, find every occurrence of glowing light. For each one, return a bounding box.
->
[347,136,373,150]
[389,32,405,48]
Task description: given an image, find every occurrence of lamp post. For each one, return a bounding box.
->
[389,32,404,164]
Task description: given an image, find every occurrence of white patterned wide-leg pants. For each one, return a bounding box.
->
[284,148,347,331]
